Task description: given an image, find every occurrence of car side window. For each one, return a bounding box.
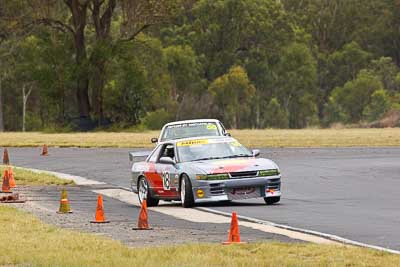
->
[148,145,162,163]
[159,144,175,161]
[220,122,227,134]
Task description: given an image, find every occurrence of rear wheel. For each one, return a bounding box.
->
[264,196,280,205]
[138,176,159,207]
[180,174,195,208]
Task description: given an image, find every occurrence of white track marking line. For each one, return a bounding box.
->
[18,167,106,185]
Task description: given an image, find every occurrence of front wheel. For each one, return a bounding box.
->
[264,196,280,205]
[138,176,159,207]
[180,175,195,208]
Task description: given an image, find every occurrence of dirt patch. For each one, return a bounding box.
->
[370,110,400,128]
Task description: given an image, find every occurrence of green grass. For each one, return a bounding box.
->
[232,128,400,148]
[0,128,400,148]
[0,205,399,267]
[0,165,73,185]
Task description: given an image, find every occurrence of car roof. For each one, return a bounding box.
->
[163,119,221,127]
[159,135,235,145]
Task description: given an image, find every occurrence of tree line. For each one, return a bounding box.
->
[0,0,399,131]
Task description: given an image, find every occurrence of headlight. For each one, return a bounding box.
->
[196,173,230,180]
[196,174,207,180]
[258,169,280,176]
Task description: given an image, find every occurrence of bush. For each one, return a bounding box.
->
[25,112,42,131]
[264,98,289,128]
[363,89,391,122]
[323,96,349,126]
[327,70,383,123]
[391,92,400,111]
[141,109,174,130]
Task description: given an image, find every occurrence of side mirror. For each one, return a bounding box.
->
[252,149,260,157]
[159,157,176,165]
[151,137,158,143]
[224,132,231,137]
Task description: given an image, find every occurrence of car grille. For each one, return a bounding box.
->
[228,186,261,200]
[209,183,225,195]
[229,171,258,178]
[267,178,281,190]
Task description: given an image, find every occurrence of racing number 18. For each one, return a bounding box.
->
[162,171,171,190]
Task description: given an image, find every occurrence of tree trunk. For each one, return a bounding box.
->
[61,83,65,124]
[74,24,90,118]
[22,84,32,132]
[22,86,26,132]
[255,99,260,128]
[91,62,105,125]
[70,0,91,119]
[0,78,4,132]
[91,0,116,125]
[76,70,90,119]
[176,94,186,120]
[231,111,237,129]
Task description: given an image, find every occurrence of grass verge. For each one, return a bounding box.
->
[0,128,400,148]
[0,165,73,185]
[0,205,399,267]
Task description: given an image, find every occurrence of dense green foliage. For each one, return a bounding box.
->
[1,0,400,131]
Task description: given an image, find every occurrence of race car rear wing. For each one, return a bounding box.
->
[129,151,152,162]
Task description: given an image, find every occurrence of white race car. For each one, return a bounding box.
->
[151,119,229,144]
[130,136,281,208]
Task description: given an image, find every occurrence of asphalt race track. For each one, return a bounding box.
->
[9,146,400,250]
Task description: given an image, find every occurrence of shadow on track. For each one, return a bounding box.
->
[157,200,283,208]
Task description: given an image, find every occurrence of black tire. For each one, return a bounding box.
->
[180,174,195,208]
[264,196,280,205]
[138,176,159,207]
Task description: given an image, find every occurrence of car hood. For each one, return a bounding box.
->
[180,157,278,174]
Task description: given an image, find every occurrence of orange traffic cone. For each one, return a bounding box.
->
[8,167,16,188]
[57,188,72,213]
[132,199,152,230]
[41,144,49,156]
[1,169,12,193]
[3,148,9,165]
[223,212,246,244]
[91,194,110,223]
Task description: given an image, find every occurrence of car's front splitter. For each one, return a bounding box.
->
[192,186,281,203]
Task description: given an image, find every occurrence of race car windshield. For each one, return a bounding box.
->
[177,140,252,162]
[162,122,220,141]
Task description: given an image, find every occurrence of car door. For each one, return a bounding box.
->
[143,145,163,195]
[154,143,180,199]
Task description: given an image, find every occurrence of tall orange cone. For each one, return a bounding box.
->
[57,188,72,213]
[132,199,152,230]
[3,148,9,165]
[41,144,49,156]
[1,169,12,193]
[91,194,110,223]
[223,212,246,244]
[8,167,16,188]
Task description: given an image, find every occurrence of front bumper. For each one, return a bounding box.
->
[192,176,281,203]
